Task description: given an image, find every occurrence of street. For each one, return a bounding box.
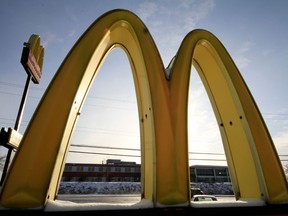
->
[56,194,236,204]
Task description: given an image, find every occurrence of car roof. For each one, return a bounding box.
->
[193,195,216,197]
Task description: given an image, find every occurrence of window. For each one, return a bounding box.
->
[215,168,227,176]
[125,167,131,172]
[197,168,214,176]
[88,166,94,172]
[76,166,83,172]
[65,166,72,172]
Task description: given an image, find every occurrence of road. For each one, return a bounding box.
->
[57,194,236,204]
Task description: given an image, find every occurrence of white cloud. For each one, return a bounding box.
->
[41,32,63,47]
[273,130,288,154]
[136,0,215,60]
[181,0,215,31]
[68,30,76,37]
[261,49,273,57]
[234,56,251,69]
[136,2,158,23]
[233,41,253,69]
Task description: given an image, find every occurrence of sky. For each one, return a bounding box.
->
[0,0,288,167]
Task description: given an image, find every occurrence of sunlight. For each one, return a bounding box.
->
[67,48,140,165]
[188,66,226,166]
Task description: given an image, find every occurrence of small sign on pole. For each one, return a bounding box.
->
[20,34,44,84]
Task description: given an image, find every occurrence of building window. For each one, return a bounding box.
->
[76,166,83,172]
[65,166,72,172]
[198,177,215,183]
[197,168,214,176]
[215,168,227,176]
[88,166,94,172]
[135,167,141,172]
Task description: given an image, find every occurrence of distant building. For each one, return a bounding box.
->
[62,160,230,183]
[190,165,230,183]
[61,159,141,182]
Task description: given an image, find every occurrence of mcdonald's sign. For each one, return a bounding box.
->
[0,9,287,211]
[20,34,44,84]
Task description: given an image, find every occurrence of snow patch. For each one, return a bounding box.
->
[191,198,266,208]
[58,182,233,195]
[45,199,154,212]
[58,182,141,194]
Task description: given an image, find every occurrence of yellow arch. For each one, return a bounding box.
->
[0,9,162,208]
[0,9,287,209]
[173,30,288,202]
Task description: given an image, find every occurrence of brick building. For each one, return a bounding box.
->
[190,165,230,183]
[62,160,231,183]
[61,159,141,182]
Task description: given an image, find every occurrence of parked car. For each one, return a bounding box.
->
[191,194,218,202]
[191,187,204,196]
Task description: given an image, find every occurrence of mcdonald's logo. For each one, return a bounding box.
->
[0,9,287,209]
[21,34,44,84]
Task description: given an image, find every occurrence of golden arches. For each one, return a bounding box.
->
[28,34,44,68]
[0,9,287,209]
[21,34,44,83]
[174,30,288,202]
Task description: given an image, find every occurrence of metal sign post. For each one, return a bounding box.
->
[14,74,32,132]
[0,35,44,186]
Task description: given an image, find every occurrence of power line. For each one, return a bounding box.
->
[189,151,224,155]
[0,83,136,105]
[70,144,140,151]
[69,150,224,161]
[0,81,45,91]
[1,82,288,117]
[74,126,138,137]
[70,143,225,155]
[68,150,288,163]
[189,158,226,161]
[0,90,41,100]
[70,143,288,157]
[69,150,140,158]
[69,144,288,163]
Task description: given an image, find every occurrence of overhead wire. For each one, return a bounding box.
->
[1,81,288,163]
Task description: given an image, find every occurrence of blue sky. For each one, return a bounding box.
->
[0,0,287,166]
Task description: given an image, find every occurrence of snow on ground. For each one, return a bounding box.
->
[58,182,233,195]
[58,182,141,194]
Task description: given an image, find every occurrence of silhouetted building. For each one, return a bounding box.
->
[62,159,140,182]
[62,160,230,183]
[190,165,230,183]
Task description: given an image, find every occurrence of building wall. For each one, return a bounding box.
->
[190,165,231,183]
[62,162,230,183]
[61,161,141,182]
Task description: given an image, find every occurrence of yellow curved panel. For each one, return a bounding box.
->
[0,10,287,209]
[172,29,288,202]
[0,10,162,208]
